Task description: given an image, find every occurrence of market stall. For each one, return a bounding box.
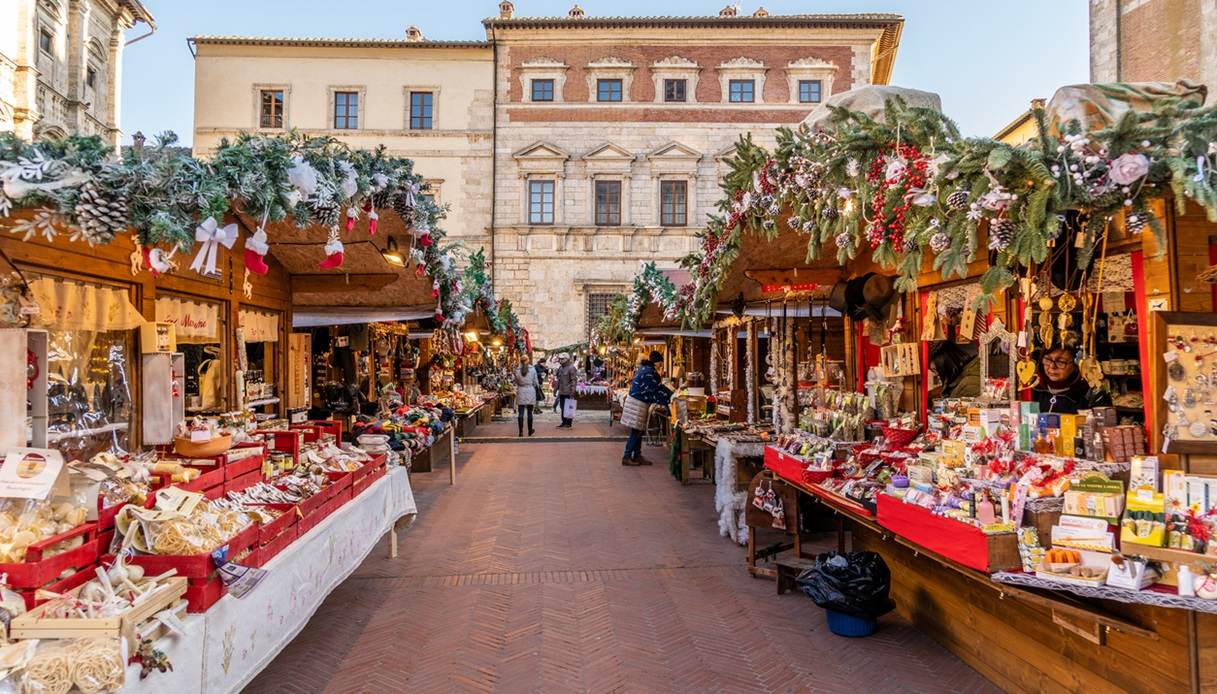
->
[650,81,1217,691]
[0,130,467,692]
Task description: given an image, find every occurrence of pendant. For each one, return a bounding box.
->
[1058,293,1078,313]
[1016,356,1040,388]
[1079,355,1104,388]
[1039,324,1055,348]
[1038,296,1055,312]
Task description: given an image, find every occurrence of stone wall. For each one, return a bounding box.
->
[1089,0,1217,88]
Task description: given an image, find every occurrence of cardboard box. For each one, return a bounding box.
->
[139,322,177,353]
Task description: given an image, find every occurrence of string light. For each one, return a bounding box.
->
[761,282,821,294]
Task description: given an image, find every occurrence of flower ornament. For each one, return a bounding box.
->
[1108,152,1151,186]
[287,157,319,198]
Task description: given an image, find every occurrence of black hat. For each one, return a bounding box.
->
[829,273,897,322]
[648,350,664,364]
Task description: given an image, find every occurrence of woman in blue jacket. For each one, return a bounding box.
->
[620,351,672,466]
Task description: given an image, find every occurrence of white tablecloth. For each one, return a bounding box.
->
[121,467,417,694]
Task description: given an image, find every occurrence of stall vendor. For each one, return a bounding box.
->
[928,340,980,398]
[1034,345,1110,414]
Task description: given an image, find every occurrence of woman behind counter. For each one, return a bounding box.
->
[1034,345,1111,414]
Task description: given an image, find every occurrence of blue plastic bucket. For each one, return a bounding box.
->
[825,609,877,637]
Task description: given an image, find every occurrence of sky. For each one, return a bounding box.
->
[119,0,1090,146]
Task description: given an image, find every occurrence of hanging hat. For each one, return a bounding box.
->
[831,273,897,322]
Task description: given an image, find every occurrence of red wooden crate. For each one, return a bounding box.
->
[224,469,263,495]
[353,454,387,485]
[0,523,99,589]
[256,504,298,546]
[876,494,1020,572]
[97,501,125,531]
[259,430,304,462]
[294,490,327,518]
[101,523,258,579]
[252,525,297,567]
[289,424,320,443]
[309,420,341,440]
[299,494,347,536]
[324,471,354,497]
[763,446,832,486]
[353,465,388,497]
[219,452,264,481]
[184,576,225,613]
[15,561,99,610]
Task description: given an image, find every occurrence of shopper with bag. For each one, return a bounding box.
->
[513,358,538,437]
[620,351,672,465]
[555,353,579,428]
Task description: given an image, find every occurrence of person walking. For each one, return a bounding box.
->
[555,353,579,428]
[620,351,672,465]
[534,357,550,405]
[513,358,538,437]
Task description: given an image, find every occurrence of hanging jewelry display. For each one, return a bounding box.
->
[782,303,797,434]
[745,319,757,425]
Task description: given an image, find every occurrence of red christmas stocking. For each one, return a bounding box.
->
[319,236,345,269]
[244,228,270,275]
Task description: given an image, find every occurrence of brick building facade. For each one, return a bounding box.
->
[486,5,902,347]
[1089,0,1217,86]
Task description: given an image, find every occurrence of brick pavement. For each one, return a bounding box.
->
[472,408,624,440]
[246,439,999,694]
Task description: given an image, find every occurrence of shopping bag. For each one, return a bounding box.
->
[563,397,578,420]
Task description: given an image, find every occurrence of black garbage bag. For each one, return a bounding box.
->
[796,551,895,618]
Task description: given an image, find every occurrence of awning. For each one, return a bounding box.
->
[239,309,279,342]
[28,277,143,332]
[155,296,221,343]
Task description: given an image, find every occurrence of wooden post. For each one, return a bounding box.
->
[449,426,457,485]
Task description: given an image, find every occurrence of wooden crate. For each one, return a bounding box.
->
[11,576,187,652]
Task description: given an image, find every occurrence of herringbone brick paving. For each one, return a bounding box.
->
[246,439,999,694]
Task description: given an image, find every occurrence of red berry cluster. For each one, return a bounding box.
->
[864,144,928,249]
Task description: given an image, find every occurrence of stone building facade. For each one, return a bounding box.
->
[485,6,902,347]
[0,0,153,147]
[1089,0,1217,86]
[190,34,495,252]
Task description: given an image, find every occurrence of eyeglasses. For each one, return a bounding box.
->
[1041,357,1074,368]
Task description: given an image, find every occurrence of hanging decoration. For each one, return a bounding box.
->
[244,226,270,276]
[189,217,238,277]
[318,230,344,270]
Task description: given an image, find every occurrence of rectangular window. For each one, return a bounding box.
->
[594,180,621,226]
[409,91,433,130]
[531,79,554,102]
[587,293,615,339]
[728,79,755,103]
[798,79,822,104]
[259,89,285,129]
[85,67,96,89]
[528,180,555,225]
[663,79,687,103]
[39,29,52,54]
[597,78,623,103]
[660,180,688,227]
[333,91,358,129]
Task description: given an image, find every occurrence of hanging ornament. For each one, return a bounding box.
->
[431,279,440,299]
[821,205,838,221]
[988,218,1015,251]
[189,217,238,277]
[1125,211,1147,234]
[312,202,340,229]
[365,201,379,235]
[946,189,970,211]
[929,231,951,253]
[244,227,270,275]
[344,206,358,232]
[319,230,345,269]
[835,231,851,249]
[242,268,253,300]
[146,246,178,276]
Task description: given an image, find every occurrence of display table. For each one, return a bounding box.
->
[120,467,417,694]
[410,427,454,474]
[455,404,482,438]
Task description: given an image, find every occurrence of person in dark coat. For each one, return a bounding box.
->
[621,351,673,466]
[1033,345,1110,414]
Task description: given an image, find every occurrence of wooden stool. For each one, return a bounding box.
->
[776,556,817,595]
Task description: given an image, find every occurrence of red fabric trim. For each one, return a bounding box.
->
[876,494,1011,571]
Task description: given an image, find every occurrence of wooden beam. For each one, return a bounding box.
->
[291,273,399,294]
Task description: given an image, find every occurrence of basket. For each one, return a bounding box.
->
[174,434,233,458]
[881,426,920,447]
[825,609,877,637]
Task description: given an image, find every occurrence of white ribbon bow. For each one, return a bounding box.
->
[190,217,238,276]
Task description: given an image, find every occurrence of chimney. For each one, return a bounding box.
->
[719,4,737,16]
[405,25,424,41]
[499,0,514,19]
[568,3,584,17]
[752,6,769,17]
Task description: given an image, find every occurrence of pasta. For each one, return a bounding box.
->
[21,642,71,694]
[70,638,124,694]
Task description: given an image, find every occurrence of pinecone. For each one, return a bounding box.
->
[902,236,918,253]
[947,189,969,211]
[312,202,341,229]
[391,189,415,224]
[835,232,852,249]
[370,186,394,210]
[929,231,951,253]
[762,218,776,232]
[1126,212,1147,234]
[801,219,816,233]
[73,179,128,243]
[821,206,839,221]
[988,218,1015,251]
[787,216,801,230]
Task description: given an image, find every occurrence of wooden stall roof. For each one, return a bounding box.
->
[235,211,438,310]
[639,268,691,329]
[712,224,846,309]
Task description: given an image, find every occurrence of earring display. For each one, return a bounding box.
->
[1160,314,1217,453]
